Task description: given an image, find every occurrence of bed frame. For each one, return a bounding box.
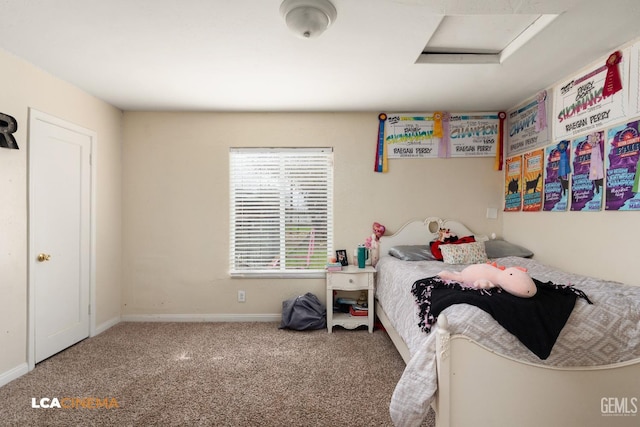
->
[375,218,640,427]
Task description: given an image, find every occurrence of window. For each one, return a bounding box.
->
[229,148,333,277]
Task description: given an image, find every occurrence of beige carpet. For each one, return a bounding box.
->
[0,322,436,426]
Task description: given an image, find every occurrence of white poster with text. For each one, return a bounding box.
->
[553,50,627,140]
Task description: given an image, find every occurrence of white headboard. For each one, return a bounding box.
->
[379,217,477,257]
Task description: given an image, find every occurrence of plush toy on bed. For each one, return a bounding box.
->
[437,262,537,298]
[437,228,458,243]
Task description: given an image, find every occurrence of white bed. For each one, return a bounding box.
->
[374,217,640,427]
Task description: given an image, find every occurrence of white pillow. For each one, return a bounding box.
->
[440,242,488,264]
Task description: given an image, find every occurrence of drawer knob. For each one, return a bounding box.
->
[349,278,353,283]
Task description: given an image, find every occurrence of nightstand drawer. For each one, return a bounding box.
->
[327,271,371,290]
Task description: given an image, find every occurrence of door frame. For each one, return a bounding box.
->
[27,108,97,371]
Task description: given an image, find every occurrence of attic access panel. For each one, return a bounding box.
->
[418,14,558,64]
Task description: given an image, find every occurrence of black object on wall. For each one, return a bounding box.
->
[0,112,19,149]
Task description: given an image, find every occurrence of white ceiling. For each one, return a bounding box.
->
[2,0,640,112]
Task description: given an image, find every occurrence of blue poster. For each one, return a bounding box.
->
[543,143,570,211]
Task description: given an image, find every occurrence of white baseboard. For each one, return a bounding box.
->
[93,315,121,336]
[0,363,29,388]
[120,313,281,323]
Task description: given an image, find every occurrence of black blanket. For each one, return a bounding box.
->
[411,276,592,359]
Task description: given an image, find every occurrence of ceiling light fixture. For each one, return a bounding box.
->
[280,0,337,39]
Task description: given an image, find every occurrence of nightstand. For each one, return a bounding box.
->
[326,265,375,333]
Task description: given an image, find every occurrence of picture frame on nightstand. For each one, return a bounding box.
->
[336,249,348,266]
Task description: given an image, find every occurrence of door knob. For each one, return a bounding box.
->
[37,253,51,262]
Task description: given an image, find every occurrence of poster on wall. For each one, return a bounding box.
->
[553,50,627,140]
[543,142,570,211]
[504,155,522,211]
[605,120,640,210]
[522,149,544,211]
[506,91,551,157]
[570,132,605,211]
[384,113,442,159]
[448,113,499,157]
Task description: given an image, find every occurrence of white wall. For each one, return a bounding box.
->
[121,112,504,316]
[503,212,639,285]
[0,48,122,379]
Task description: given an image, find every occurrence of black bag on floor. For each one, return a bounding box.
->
[279,292,326,330]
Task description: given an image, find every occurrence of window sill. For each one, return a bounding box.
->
[230,271,326,279]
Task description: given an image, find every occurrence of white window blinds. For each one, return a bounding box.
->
[229,148,334,276]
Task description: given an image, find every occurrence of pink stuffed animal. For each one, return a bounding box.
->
[437,262,537,298]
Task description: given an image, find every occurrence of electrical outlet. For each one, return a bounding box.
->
[237,290,246,303]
